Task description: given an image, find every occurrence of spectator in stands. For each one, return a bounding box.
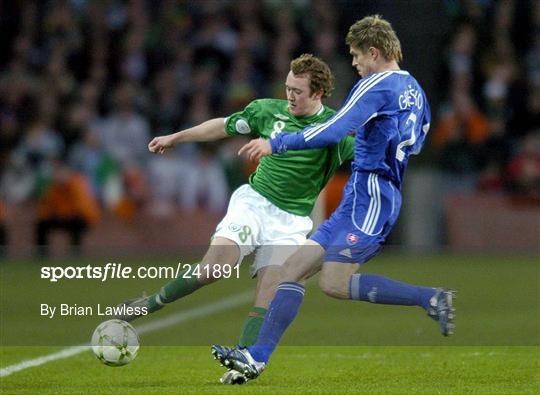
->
[506,134,540,200]
[100,82,150,168]
[0,69,36,157]
[222,50,258,114]
[68,126,115,201]
[36,160,100,258]
[99,82,150,216]
[150,67,184,136]
[171,86,228,214]
[15,117,64,175]
[432,90,489,180]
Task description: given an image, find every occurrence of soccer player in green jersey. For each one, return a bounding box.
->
[118,54,354,383]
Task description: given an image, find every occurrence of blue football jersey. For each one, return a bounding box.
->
[271,70,431,188]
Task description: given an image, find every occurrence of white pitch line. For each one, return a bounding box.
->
[0,291,253,378]
[0,347,89,378]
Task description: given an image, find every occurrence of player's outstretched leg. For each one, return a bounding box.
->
[115,268,201,321]
[116,239,240,322]
[345,272,455,336]
[115,293,160,322]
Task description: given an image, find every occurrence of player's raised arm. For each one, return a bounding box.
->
[272,72,392,154]
[148,118,229,154]
[236,86,377,162]
[238,73,390,162]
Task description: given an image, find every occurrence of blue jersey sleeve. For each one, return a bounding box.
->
[270,72,395,153]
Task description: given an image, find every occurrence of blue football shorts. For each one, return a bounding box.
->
[311,171,402,264]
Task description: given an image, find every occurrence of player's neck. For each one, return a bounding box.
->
[305,103,323,117]
[376,60,400,73]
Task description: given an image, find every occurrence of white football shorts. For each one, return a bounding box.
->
[213,184,313,276]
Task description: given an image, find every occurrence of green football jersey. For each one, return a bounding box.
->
[225,99,354,216]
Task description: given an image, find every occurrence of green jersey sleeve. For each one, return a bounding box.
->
[224,100,264,137]
[338,135,355,162]
[320,135,355,188]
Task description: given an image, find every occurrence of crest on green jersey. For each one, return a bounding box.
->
[235,119,251,134]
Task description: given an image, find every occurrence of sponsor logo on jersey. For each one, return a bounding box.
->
[273,113,289,120]
[235,119,251,134]
[228,223,241,232]
[338,248,353,258]
[346,232,359,245]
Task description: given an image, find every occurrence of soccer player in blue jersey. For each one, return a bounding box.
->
[212,15,455,380]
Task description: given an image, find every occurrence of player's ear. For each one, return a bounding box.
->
[368,47,379,60]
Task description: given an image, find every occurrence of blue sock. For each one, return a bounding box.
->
[349,273,435,310]
[248,282,305,363]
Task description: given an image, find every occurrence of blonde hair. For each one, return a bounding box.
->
[290,53,334,98]
[346,15,403,63]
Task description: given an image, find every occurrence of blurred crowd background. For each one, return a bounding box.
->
[0,0,538,257]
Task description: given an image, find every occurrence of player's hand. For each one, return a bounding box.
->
[148,135,174,154]
[238,138,272,163]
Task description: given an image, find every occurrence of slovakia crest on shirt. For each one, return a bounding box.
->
[346,232,359,245]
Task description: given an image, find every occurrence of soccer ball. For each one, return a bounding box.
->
[91,319,140,366]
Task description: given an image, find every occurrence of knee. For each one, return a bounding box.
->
[198,245,240,285]
[319,275,349,299]
[277,251,316,283]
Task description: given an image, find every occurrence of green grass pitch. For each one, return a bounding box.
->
[1,346,538,394]
[1,253,539,393]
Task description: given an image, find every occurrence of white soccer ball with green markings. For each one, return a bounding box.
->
[91,319,139,366]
